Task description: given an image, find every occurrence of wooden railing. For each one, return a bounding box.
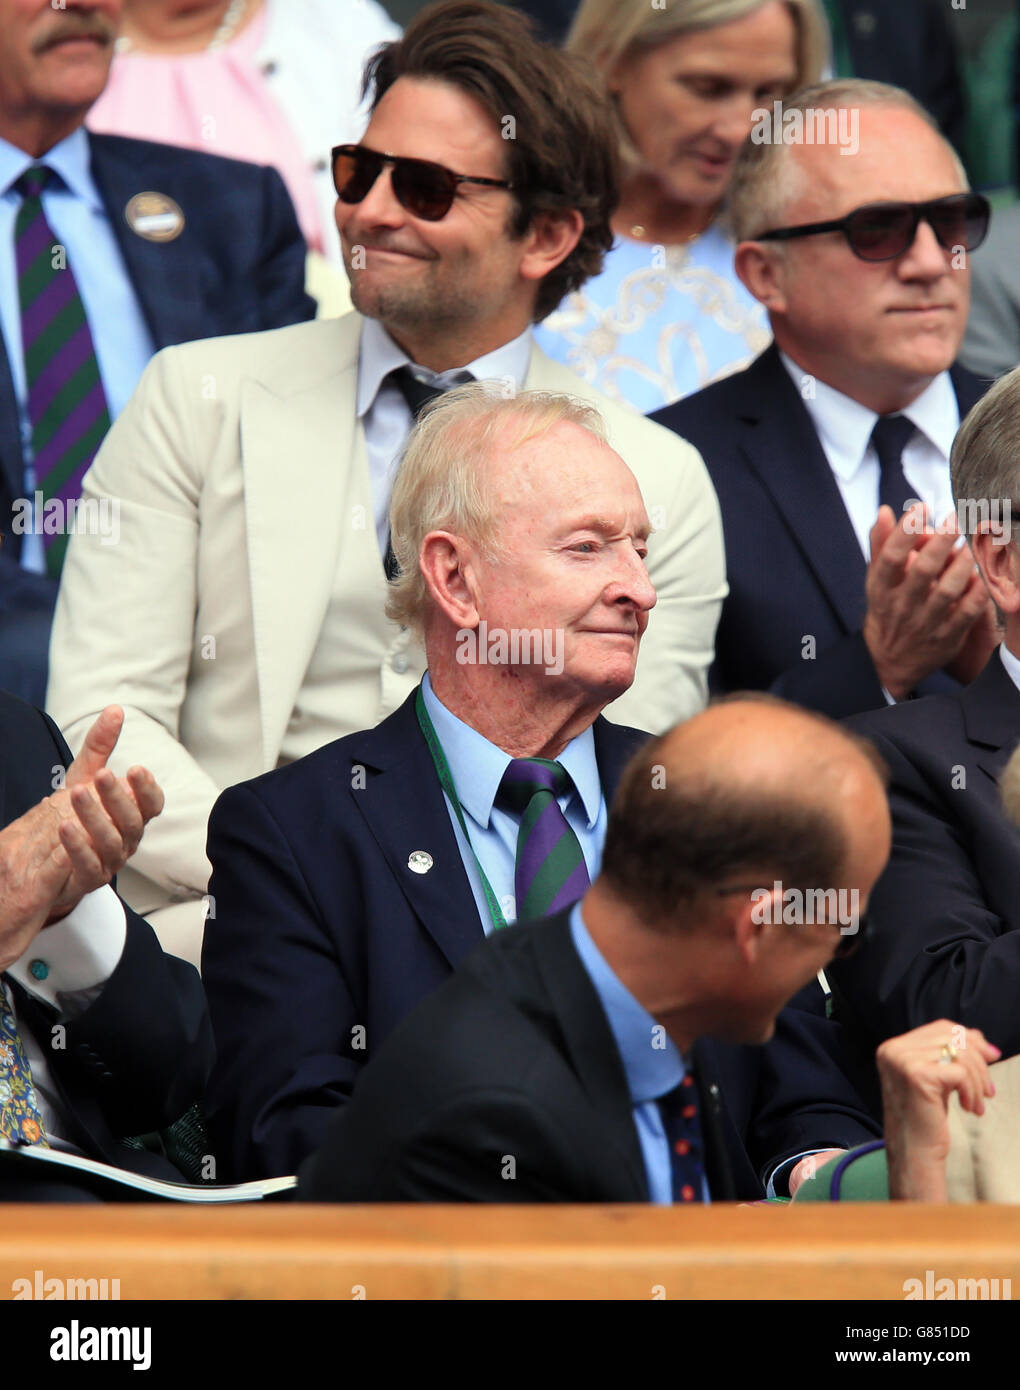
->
[2,1203,1019,1300]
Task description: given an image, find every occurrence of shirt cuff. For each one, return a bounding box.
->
[766,1148,842,1200]
[6,886,127,1013]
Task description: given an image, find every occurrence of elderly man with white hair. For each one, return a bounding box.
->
[200,382,878,1185]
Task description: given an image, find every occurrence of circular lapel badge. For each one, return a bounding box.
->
[407,851,434,874]
[124,191,185,243]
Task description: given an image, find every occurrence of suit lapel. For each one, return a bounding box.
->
[592,716,649,797]
[951,362,992,422]
[88,135,208,351]
[239,320,381,769]
[0,340,23,518]
[531,913,649,1198]
[691,1041,740,1201]
[737,347,868,633]
[959,654,1020,783]
[347,695,488,970]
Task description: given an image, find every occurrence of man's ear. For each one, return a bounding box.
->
[519,208,584,284]
[732,889,774,967]
[734,241,788,313]
[971,529,1020,615]
[419,530,481,629]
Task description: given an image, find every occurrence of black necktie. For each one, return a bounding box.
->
[871,414,918,522]
[382,366,470,580]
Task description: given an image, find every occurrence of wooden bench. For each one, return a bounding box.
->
[3,1203,1019,1299]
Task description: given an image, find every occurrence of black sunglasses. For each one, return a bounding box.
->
[756,192,990,262]
[331,143,513,222]
[715,886,869,960]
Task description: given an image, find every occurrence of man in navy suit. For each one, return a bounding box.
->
[299,696,889,1204]
[203,383,878,1185]
[0,697,213,1199]
[0,0,314,704]
[830,366,1020,1110]
[653,80,995,720]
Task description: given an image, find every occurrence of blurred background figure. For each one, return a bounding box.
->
[86,0,399,306]
[533,0,828,413]
[960,202,1020,379]
[822,1,966,158]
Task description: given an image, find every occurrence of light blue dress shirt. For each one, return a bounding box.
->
[0,128,154,572]
[419,672,605,928]
[569,900,708,1205]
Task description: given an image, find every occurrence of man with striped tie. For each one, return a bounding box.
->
[202,384,879,1188]
[0,0,314,704]
[298,695,890,1204]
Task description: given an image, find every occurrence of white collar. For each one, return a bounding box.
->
[356,315,532,419]
[778,350,959,483]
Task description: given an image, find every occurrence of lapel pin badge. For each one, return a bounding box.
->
[124,191,185,243]
[407,851,433,874]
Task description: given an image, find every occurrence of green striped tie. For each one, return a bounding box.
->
[15,165,111,577]
[497,758,590,922]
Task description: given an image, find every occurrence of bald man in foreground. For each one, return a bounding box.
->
[300,698,890,1204]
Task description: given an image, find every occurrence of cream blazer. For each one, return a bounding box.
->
[47,314,725,929]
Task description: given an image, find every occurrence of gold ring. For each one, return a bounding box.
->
[938,1043,959,1064]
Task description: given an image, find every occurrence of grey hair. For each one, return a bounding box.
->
[727,78,969,244]
[386,381,608,637]
[951,364,1020,548]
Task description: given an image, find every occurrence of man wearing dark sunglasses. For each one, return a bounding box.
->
[654,79,995,722]
[44,0,726,962]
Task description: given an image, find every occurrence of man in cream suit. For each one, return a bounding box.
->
[46,0,725,962]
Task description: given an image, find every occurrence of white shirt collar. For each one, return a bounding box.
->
[778,349,959,483]
[999,643,1020,696]
[356,316,533,419]
[0,127,102,213]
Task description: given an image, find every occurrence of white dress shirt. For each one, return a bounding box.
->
[779,351,960,558]
[356,317,533,555]
[4,886,126,1147]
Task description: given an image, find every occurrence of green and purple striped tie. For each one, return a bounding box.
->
[15,165,111,577]
[497,758,590,922]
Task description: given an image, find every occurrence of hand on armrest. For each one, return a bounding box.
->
[877,1020,1000,1201]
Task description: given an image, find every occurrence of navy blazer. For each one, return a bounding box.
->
[651,346,989,719]
[0,131,315,545]
[298,909,881,1203]
[0,691,213,1185]
[831,653,1020,1111]
[202,695,646,1181]
[203,690,879,1181]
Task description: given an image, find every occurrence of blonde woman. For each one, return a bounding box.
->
[535,0,828,412]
